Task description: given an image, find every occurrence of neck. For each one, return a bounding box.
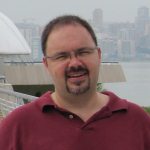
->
[51,91,109,122]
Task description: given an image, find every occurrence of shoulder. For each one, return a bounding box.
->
[0,91,52,127]
[103,90,150,123]
[127,100,150,125]
[0,99,37,128]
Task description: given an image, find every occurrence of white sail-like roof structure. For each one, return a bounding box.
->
[0,12,31,54]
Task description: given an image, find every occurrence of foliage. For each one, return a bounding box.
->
[97,83,103,92]
[143,107,150,114]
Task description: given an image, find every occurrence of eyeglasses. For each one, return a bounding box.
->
[44,47,98,62]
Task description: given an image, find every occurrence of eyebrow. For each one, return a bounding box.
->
[46,51,68,57]
[46,47,97,57]
[54,51,69,55]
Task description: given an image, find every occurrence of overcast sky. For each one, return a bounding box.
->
[0,0,150,25]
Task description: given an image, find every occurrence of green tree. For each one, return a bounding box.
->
[143,107,150,114]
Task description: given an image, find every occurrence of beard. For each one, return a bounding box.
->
[65,65,90,95]
[66,77,90,95]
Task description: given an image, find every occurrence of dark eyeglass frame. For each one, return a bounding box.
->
[44,47,99,62]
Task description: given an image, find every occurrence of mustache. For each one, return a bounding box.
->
[65,65,89,76]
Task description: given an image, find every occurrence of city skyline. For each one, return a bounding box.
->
[14,5,150,62]
[0,2,149,62]
[0,0,150,25]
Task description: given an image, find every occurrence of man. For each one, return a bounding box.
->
[0,15,150,150]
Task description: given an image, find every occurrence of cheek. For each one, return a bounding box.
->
[50,63,66,78]
[88,59,100,75]
[89,56,100,67]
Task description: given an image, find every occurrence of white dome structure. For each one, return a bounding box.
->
[0,12,31,54]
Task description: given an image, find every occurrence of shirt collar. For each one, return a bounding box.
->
[84,91,129,122]
[36,91,56,112]
[102,91,128,113]
[36,91,128,114]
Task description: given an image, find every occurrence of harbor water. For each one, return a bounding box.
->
[104,62,150,106]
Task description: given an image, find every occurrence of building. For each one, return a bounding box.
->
[93,8,103,32]
[117,28,136,59]
[16,22,42,61]
[117,40,135,59]
[0,11,32,86]
[135,6,150,37]
[32,36,43,61]
[0,12,32,64]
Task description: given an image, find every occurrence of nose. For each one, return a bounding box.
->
[68,55,83,68]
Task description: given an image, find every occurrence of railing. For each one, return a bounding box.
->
[0,87,37,117]
[0,76,6,83]
[0,97,20,117]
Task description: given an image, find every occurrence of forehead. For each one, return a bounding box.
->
[46,24,95,51]
[48,24,91,39]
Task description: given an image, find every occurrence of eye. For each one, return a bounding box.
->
[78,49,93,56]
[52,53,69,61]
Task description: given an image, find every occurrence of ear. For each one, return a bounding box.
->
[43,57,48,68]
[97,47,101,60]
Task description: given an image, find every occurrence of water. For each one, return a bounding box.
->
[104,62,150,106]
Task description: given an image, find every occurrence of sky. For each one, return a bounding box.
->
[0,0,150,25]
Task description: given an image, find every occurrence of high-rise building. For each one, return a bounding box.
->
[16,22,42,61]
[32,37,43,61]
[135,6,150,37]
[137,6,149,19]
[118,28,136,41]
[117,28,136,59]
[135,6,150,57]
[92,8,103,32]
[117,40,136,59]
[145,23,150,35]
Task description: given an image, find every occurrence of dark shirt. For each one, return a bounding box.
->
[0,91,150,150]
